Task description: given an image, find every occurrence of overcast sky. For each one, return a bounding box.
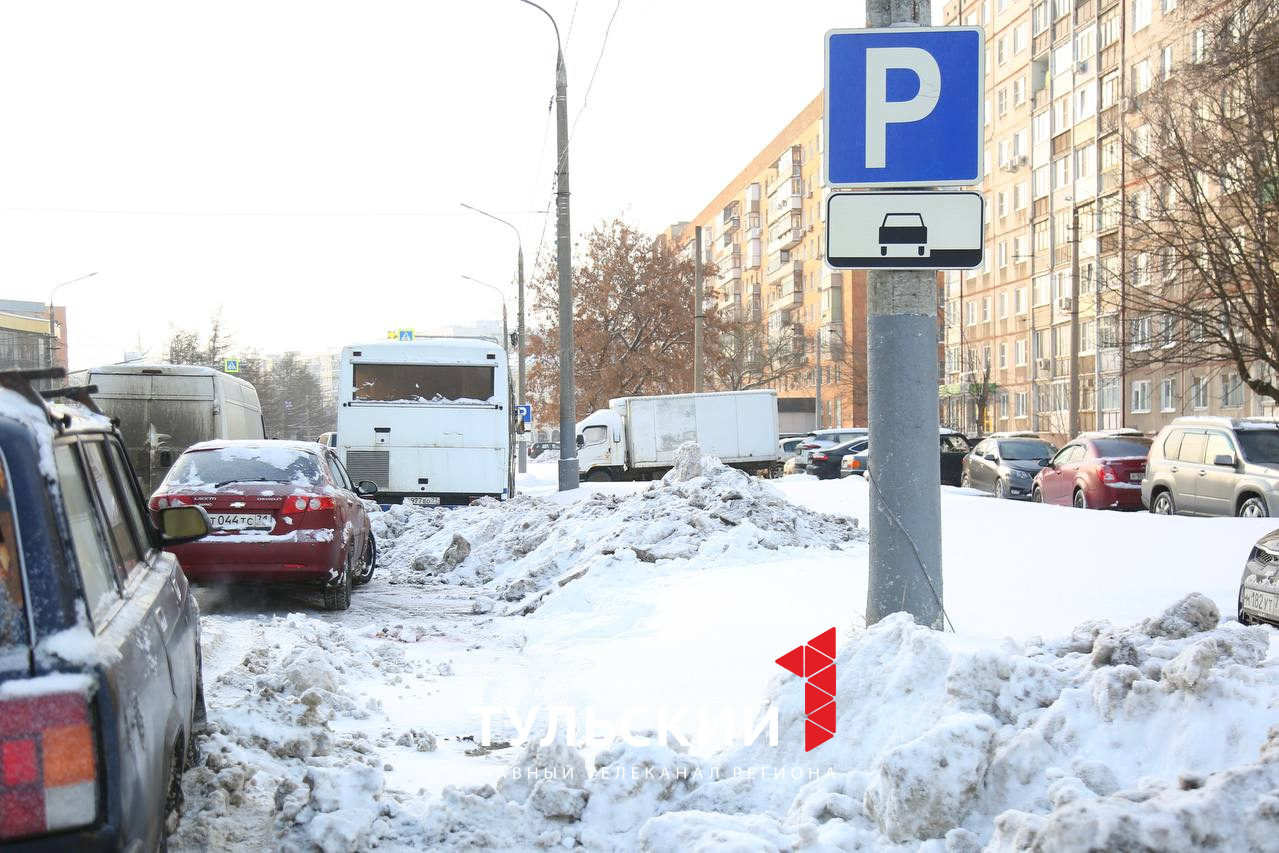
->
[0,1,878,369]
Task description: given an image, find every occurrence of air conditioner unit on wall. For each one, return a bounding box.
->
[1036,357,1052,374]
[1056,296,1073,312]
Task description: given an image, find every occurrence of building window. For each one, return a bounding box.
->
[998,191,1008,217]
[1015,287,1028,315]
[1131,380,1152,413]
[999,242,1008,267]
[1016,392,1029,418]
[999,343,1008,369]
[1132,60,1152,95]
[1190,375,1209,409]
[999,392,1010,419]
[999,291,1009,318]
[1032,111,1051,145]
[1130,316,1152,350]
[982,297,992,321]
[998,36,1007,64]
[1016,338,1028,365]
[1014,76,1026,106]
[1161,377,1177,411]
[1163,0,1177,11]
[1100,378,1121,411]
[1222,372,1244,408]
[1015,181,1029,210]
[966,301,977,326]
[1134,0,1153,30]
[1014,23,1028,53]
[1161,45,1175,79]
[998,88,1008,117]
[1033,274,1051,305]
[1190,28,1206,63]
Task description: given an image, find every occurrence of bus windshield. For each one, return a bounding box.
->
[353,363,496,403]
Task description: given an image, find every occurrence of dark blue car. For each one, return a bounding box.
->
[0,368,209,850]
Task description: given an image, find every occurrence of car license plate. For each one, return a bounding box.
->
[209,513,274,531]
[404,496,442,506]
[1243,588,1279,617]
[1129,472,1144,482]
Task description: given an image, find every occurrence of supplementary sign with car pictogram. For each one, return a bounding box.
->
[826,191,984,269]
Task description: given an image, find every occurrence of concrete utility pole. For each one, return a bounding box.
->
[1068,205,1082,437]
[461,203,527,473]
[694,226,704,392]
[518,0,577,491]
[863,0,944,630]
[46,272,97,368]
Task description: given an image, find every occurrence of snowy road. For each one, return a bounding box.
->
[169,458,1279,851]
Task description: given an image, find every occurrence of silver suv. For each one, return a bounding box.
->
[1142,417,1279,517]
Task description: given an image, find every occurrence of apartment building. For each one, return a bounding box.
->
[944,0,1270,443]
[0,299,67,371]
[678,94,870,431]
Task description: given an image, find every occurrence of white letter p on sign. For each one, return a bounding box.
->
[864,47,942,169]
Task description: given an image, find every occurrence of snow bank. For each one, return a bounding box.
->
[411,594,1279,851]
[373,444,863,613]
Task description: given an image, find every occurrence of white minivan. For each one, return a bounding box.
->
[77,363,266,494]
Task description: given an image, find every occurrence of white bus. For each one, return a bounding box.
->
[336,338,514,506]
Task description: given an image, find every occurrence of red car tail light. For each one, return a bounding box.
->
[1099,464,1117,483]
[801,443,820,450]
[290,496,336,513]
[0,690,99,840]
[813,453,829,461]
[149,494,192,511]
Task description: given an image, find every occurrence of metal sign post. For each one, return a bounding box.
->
[825,13,983,631]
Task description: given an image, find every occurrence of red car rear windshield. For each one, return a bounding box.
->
[1092,437,1152,457]
[0,453,28,650]
[168,447,325,489]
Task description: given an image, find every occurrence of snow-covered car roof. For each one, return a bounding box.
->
[183,439,326,454]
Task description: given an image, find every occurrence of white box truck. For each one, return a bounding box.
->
[574,390,779,482]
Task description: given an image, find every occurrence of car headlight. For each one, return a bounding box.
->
[1008,468,1031,480]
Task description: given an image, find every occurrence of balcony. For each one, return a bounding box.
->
[722,214,740,235]
[1100,168,1122,193]
[767,178,803,225]
[1099,105,1119,134]
[769,215,804,251]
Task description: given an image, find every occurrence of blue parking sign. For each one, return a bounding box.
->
[516,404,532,424]
[825,27,984,187]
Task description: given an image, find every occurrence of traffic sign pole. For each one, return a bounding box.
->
[859,0,945,630]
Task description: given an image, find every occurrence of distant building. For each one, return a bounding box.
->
[0,299,67,371]
[421,319,504,345]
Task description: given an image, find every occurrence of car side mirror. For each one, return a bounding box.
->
[356,480,379,497]
[1213,453,1237,467]
[159,505,210,545]
[576,434,585,448]
[984,452,998,462]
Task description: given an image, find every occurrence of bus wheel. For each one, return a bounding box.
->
[586,469,613,483]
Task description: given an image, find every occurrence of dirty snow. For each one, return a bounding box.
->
[373,444,863,613]
[169,458,1279,852]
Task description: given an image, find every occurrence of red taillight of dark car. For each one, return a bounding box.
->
[0,690,99,840]
[812,453,829,461]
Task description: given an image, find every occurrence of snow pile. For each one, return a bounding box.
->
[373,443,863,612]
[413,594,1279,851]
[171,613,437,852]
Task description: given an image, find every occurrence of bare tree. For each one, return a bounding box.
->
[708,316,808,391]
[1122,0,1279,401]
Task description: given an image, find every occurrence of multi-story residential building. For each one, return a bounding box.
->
[676,94,870,431]
[944,0,1271,443]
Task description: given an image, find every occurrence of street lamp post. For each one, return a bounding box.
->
[461,203,527,473]
[46,272,98,369]
[518,0,577,492]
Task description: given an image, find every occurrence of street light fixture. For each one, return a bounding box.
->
[46,272,98,369]
[516,0,577,492]
[461,202,528,474]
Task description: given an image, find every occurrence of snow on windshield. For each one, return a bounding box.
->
[168,445,324,488]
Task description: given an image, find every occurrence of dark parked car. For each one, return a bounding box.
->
[961,435,1058,499]
[1032,432,1152,509]
[529,441,559,459]
[841,430,971,484]
[806,438,868,480]
[1239,528,1279,626]
[0,368,209,849]
[152,440,378,610]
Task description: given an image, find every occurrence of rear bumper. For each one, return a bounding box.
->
[170,533,340,582]
[1092,482,1145,510]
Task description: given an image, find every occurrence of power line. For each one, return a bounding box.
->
[0,207,549,218]
[569,0,623,141]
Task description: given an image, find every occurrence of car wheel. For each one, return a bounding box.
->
[1238,495,1269,518]
[1073,489,1087,509]
[1151,490,1176,515]
[1031,486,1043,503]
[353,535,377,586]
[323,549,353,611]
[994,479,1006,499]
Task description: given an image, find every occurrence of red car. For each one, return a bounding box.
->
[151,440,379,609]
[1031,432,1153,510]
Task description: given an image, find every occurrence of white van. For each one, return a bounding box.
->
[78,363,266,494]
[336,338,513,505]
